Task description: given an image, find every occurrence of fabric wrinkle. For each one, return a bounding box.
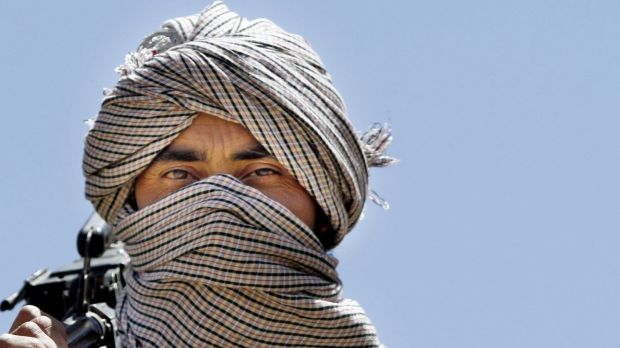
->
[113,175,379,346]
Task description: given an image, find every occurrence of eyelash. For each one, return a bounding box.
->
[162,169,195,180]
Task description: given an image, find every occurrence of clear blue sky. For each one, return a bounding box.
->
[1,1,619,347]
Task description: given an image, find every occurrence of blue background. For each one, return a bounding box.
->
[1,1,619,347]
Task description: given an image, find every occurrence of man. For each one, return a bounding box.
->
[1,2,395,347]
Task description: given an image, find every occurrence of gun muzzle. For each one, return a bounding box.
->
[0,289,23,311]
[1,268,49,312]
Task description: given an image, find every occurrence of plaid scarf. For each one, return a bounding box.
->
[113,175,380,346]
[82,1,394,346]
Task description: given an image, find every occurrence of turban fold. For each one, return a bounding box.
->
[83,1,393,346]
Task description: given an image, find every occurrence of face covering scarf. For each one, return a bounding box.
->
[82,1,395,346]
[113,175,379,347]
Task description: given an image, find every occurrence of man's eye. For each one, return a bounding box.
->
[248,168,279,177]
[163,169,192,180]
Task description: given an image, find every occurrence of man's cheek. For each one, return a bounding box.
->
[263,184,317,229]
[135,183,168,209]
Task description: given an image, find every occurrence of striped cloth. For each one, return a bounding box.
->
[82,1,394,346]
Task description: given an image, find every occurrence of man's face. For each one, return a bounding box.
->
[134,113,318,230]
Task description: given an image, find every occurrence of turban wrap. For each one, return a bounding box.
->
[83,1,394,346]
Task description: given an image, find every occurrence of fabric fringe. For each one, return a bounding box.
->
[359,123,398,210]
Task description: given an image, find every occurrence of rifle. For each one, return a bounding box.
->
[1,213,128,347]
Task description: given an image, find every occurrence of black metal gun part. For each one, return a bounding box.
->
[1,212,127,347]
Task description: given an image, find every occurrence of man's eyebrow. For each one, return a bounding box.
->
[232,143,271,161]
[152,147,205,163]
